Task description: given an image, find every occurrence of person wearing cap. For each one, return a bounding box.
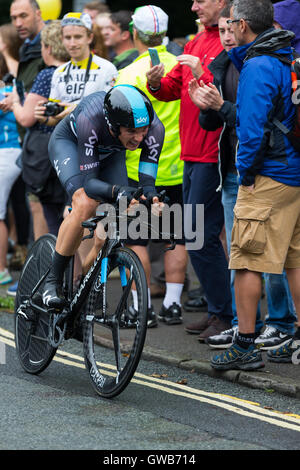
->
[147,0,234,340]
[33,11,119,288]
[101,10,139,70]
[115,5,187,327]
[34,11,118,128]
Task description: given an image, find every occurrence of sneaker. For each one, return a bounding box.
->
[122,305,158,328]
[121,305,137,328]
[7,281,18,297]
[211,343,265,371]
[205,326,238,349]
[158,302,182,325]
[0,269,12,286]
[147,307,158,328]
[254,326,293,351]
[267,338,300,363]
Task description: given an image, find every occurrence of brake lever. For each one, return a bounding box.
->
[132,186,143,201]
[158,190,166,202]
[164,236,176,252]
[81,219,97,241]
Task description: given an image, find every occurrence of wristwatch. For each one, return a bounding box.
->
[148,84,161,92]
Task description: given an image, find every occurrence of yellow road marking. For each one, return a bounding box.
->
[1,326,300,431]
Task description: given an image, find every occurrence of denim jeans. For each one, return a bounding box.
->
[183,162,232,321]
[221,172,296,334]
[264,272,296,334]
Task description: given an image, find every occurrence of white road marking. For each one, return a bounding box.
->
[1,326,300,431]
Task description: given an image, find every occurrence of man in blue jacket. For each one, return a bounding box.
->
[211,0,300,370]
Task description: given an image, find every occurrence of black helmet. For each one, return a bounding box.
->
[104,85,154,135]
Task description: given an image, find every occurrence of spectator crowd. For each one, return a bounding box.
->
[0,0,300,370]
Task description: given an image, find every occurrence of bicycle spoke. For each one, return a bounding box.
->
[111,323,122,381]
[114,266,133,321]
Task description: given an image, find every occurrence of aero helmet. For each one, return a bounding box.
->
[104,85,154,135]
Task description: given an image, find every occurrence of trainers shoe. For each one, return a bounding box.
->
[197,317,232,342]
[147,306,158,328]
[0,269,12,286]
[121,305,137,328]
[254,326,293,351]
[211,343,265,371]
[158,302,182,325]
[267,338,300,363]
[7,281,18,297]
[122,305,158,328]
[205,326,238,349]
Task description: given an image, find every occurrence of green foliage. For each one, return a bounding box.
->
[0,295,15,313]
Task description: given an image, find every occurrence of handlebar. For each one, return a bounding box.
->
[81,187,175,249]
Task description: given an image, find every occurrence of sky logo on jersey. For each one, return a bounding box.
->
[144,135,160,162]
[85,129,98,157]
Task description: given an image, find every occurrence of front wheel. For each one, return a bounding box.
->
[14,234,57,374]
[83,246,148,398]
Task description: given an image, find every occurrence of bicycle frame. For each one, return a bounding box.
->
[17,193,176,348]
[17,207,134,348]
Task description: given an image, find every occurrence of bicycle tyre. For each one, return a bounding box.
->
[14,234,57,374]
[83,246,148,398]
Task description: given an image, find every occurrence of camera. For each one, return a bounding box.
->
[43,101,64,116]
[2,73,15,85]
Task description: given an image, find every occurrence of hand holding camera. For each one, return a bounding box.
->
[43,101,65,116]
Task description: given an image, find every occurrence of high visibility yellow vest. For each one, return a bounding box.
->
[115,45,183,186]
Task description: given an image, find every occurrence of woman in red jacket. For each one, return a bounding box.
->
[147,0,233,341]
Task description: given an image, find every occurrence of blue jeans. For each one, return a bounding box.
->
[183,162,232,321]
[264,272,296,334]
[221,172,296,334]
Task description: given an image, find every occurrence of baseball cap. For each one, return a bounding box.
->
[131,5,168,35]
[61,12,93,31]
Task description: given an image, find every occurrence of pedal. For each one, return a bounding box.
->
[17,304,36,322]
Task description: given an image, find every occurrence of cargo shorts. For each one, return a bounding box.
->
[229,175,300,274]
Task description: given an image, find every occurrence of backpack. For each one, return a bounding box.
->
[245,50,300,152]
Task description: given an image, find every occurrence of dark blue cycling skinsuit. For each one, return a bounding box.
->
[48,91,165,201]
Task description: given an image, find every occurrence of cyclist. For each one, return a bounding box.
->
[43,84,165,309]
